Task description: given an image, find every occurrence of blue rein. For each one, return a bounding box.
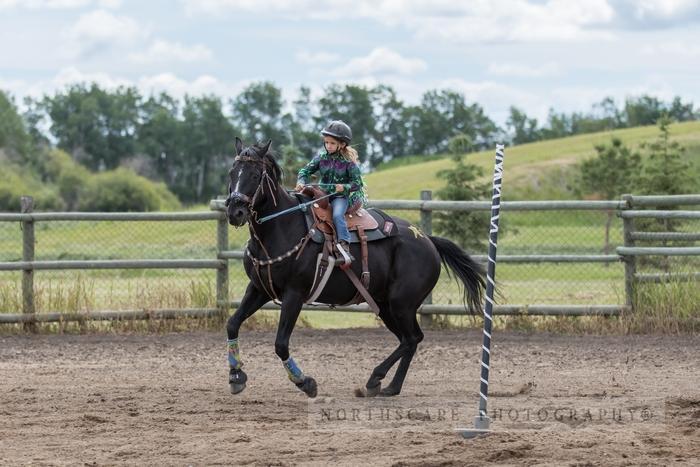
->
[256,192,335,224]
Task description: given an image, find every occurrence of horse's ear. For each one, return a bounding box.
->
[260,139,272,156]
[235,137,243,155]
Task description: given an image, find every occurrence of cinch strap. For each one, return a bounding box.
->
[227,338,242,370]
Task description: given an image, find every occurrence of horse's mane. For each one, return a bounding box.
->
[241,141,284,184]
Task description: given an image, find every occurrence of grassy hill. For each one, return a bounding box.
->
[365,121,700,200]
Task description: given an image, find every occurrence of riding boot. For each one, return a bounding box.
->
[336,240,355,263]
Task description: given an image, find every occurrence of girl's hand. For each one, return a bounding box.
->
[295,184,304,192]
[335,184,345,193]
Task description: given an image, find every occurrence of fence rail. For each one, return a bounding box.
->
[220,301,627,317]
[616,247,700,256]
[0,259,224,271]
[1,193,698,327]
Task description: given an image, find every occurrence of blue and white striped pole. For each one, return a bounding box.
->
[457,143,505,438]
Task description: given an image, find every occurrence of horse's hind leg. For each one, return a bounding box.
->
[361,303,407,397]
[379,315,424,397]
[227,282,269,395]
[373,284,425,397]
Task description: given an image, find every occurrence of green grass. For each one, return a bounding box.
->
[366,121,700,200]
[1,123,698,333]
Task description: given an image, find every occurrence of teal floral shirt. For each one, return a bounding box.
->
[297,151,367,207]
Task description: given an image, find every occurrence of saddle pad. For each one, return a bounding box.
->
[312,206,379,232]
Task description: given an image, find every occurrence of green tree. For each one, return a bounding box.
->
[506,106,540,144]
[80,168,179,212]
[41,149,92,211]
[434,153,491,252]
[22,96,50,149]
[448,133,472,155]
[181,95,236,202]
[135,93,183,188]
[623,95,664,127]
[638,116,693,195]
[636,116,694,271]
[578,137,642,254]
[541,109,573,139]
[42,83,140,170]
[407,90,497,156]
[279,142,305,188]
[593,96,623,130]
[231,81,287,146]
[667,96,696,122]
[370,84,407,164]
[0,90,31,164]
[289,86,320,159]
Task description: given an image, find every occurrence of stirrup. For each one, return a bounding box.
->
[335,242,354,264]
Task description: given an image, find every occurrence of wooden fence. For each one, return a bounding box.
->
[0,193,698,326]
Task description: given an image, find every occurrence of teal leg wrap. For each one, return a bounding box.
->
[227,338,242,370]
[283,357,305,384]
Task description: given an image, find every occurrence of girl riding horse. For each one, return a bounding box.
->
[225,138,485,398]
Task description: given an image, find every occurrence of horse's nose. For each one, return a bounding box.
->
[228,206,247,226]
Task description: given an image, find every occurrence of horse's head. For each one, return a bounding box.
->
[225,137,281,227]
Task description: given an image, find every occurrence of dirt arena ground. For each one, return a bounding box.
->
[1,328,698,466]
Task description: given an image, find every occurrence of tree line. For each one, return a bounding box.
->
[1,82,698,204]
[507,95,697,145]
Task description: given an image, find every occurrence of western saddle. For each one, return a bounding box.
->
[298,187,397,314]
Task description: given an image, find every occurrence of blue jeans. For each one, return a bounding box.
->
[331,196,350,243]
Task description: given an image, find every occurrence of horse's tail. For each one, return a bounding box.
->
[429,236,486,313]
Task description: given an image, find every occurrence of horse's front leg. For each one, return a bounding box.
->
[275,290,317,398]
[227,282,270,394]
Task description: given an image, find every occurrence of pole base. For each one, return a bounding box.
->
[455,415,491,439]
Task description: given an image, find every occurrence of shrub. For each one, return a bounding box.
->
[0,163,65,212]
[79,168,180,212]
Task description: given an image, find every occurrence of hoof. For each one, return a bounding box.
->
[366,383,381,397]
[354,383,380,398]
[378,386,400,397]
[296,377,318,398]
[229,369,247,395]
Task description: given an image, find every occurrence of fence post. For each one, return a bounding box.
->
[216,211,229,318]
[621,194,636,311]
[420,190,433,328]
[21,196,36,332]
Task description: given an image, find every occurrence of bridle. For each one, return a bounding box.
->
[225,152,305,304]
[225,154,278,223]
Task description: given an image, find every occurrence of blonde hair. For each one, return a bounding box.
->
[340,145,359,164]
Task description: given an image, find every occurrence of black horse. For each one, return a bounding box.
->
[225,138,485,398]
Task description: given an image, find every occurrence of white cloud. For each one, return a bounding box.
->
[63,9,146,58]
[487,62,561,78]
[128,40,213,64]
[641,41,700,59]
[631,0,700,20]
[295,50,340,65]
[0,0,121,9]
[137,73,248,100]
[331,48,427,78]
[182,0,617,43]
[96,0,121,7]
[53,66,132,89]
[2,67,249,104]
[436,78,546,123]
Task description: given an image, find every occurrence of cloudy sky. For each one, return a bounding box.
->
[1,0,699,125]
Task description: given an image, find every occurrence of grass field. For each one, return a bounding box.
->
[0,210,635,331]
[1,123,698,331]
[366,121,700,200]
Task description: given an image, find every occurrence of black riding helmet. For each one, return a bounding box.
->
[320,120,352,144]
